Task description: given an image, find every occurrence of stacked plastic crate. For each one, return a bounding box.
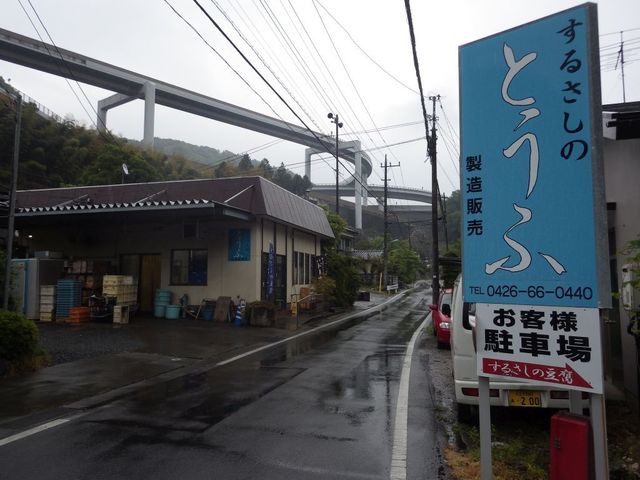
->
[39,285,56,322]
[56,278,82,321]
[103,275,137,307]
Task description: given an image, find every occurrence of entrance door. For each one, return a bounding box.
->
[123,254,162,313]
[140,255,161,312]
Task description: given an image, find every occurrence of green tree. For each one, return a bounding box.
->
[259,158,273,179]
[388,240,422,285]
[319,206,360,307]
[214,160,236,178]
[238,153,253,172]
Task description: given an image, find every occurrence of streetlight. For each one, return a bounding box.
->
[327,112,342,215]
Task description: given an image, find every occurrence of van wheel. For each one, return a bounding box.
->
[456,403,478,424]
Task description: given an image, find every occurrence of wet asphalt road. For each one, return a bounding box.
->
[0,289,447,480]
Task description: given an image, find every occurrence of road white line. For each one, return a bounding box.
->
[0,418,70,447]
[216,292,407,367]
[389,315,428,480]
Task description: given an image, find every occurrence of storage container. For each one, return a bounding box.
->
[165,304,181,320]
[154,304,166,318]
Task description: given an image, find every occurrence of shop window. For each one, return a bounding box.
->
[171,249,207,285]
[294,251,315,285]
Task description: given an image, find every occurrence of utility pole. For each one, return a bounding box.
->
[429,94,440,306]
[382,154,400,291]
[441,192,449,251]
[617,31,626,102]
[3,95,22,309]
[328,112,343,215]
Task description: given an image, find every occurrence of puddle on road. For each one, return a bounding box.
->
[318,346,405,432]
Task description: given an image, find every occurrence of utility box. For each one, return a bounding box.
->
[549,412,592,480]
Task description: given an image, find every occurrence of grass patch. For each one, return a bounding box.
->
[449,415,548,480]
[1,346,49,377]
[447,402,640,480]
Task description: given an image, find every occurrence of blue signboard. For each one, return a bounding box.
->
[460,4,608,307]
[228,229,251,261]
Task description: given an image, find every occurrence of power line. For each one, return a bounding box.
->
[165,0,347,182]
[315,0,420,97]
[209,0,323,131]
[190,0,384,204]
[402,1,431,152]
[600,27,640,37]
[17,0,119,144]
[226,0,325,124]
[312,0,408,186]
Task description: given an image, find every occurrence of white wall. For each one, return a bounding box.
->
[604,136,640,399]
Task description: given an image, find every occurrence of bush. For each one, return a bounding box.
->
[326,250,360,308]
[0,310,40,363]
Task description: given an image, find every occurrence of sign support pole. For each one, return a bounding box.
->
[590,393,608,480]
[478,375,492,480]
[569,390,582,414]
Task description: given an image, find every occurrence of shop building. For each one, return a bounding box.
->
[14,176,333,315]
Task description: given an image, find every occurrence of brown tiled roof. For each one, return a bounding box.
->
[16,176,334,238]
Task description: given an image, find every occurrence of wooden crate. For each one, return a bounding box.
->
[113,305,130,324]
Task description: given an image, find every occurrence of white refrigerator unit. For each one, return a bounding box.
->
[11,258,64,320]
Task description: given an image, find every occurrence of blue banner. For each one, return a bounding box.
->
[267,241,275,299]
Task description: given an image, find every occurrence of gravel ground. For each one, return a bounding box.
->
[38,322,144,365]
[422,326,458,444]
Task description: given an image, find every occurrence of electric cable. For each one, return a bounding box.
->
[209,0,323,131]
[402,0,431,160]
[190,0,385,204]
[315,0,420,97]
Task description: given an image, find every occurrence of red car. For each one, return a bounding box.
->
[429,288,453,348]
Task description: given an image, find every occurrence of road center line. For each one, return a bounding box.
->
[215,292,406,367]
[389,315,428,480]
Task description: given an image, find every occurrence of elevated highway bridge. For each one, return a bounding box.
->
[0,27,431,229]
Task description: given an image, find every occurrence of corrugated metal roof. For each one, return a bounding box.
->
[19,198,215,213]
[16,177,334,238]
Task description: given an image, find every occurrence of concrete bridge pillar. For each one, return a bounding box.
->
[304,148,313,182]
[354,141,362,230]
[143,81,156,148]
[97,104,108,133]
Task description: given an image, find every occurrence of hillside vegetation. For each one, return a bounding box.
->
[0,80,311,196]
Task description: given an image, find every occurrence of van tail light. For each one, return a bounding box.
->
[462,388,499,397]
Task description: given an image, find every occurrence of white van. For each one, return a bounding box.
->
[450,274,584,421]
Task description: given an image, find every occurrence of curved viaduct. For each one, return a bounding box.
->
[0,27,433,229]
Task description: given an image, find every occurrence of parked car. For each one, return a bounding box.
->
[429,288,453,348]
[450,274,587,422]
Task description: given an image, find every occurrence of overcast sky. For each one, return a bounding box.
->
[1,0,639,197]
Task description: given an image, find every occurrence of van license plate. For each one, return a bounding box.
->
[508,390,542,407]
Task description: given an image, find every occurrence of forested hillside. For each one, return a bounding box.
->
[0,82,311,197]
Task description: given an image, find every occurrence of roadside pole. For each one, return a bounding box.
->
[3,94,21,309]
[478,376,492,480]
